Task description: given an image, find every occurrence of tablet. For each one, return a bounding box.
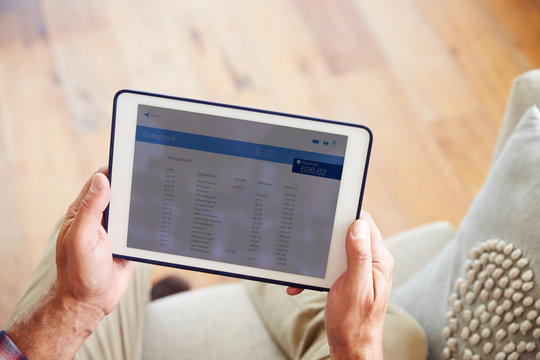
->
[106,90,372,291]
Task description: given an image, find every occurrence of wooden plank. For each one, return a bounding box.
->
[295,0,385,74]
[157,0,272,105]
[429,112,498,199]
[409,0,529,199]
[103,0,207,98]
[337,67,472,231]
[478,0,540,68]
[352,0,482,124]
[413,0,529,124]
[40,0,129,131]
[0,44,83,261]
[0,1,47,47]
[0,2,84,326]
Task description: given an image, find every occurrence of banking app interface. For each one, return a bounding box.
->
[127,104,347,278]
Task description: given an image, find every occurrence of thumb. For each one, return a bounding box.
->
[345,219,373,288]
[75,173,111,229]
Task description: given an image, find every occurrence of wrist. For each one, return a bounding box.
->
[49,290,105,335]
[330,348,383,360]
[7,284,105,360]
[329,337,384,360]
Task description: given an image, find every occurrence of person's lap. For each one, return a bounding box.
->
[7,225,426,360]
[5,225,152,360]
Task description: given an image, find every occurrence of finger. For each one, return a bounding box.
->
[360,210,383,240]
[286,287,304,296]
[372,238,394,282]
[66,167,109,217]
[113,258,135,290]
[345,219,373,290]
[362,212,394,282]
[74,173,111,233]
[97,166,108,177]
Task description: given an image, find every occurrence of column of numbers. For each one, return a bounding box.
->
[275,191,296,266]
[159,172,175,246]
[248,192,266,260]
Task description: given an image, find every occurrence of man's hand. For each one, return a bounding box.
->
[7,168,134,360]
[325,212,393,359]
[287,211,394,360]
[55,167,133,318]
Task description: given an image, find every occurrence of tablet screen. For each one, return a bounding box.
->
[127,104,348,279]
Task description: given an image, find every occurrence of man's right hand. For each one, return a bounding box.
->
[325,212,394,360]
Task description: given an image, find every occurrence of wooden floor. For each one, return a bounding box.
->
[1,0,540,326]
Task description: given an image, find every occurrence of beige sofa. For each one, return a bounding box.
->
[142,70,540,360]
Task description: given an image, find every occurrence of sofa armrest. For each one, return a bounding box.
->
[385,221,455,287]
[492,69,540,162]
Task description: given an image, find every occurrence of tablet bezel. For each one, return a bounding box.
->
[106,89,372,291]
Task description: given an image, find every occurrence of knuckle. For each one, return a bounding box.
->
[351,246,372,262]
[80,197,91,211]
[65,205,79,221]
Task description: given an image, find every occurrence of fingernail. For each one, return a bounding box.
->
[352,220,370,238]
[89,174,101,194]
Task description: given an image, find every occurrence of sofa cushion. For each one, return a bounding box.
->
[391,105,540,360]
[142,283,287,360]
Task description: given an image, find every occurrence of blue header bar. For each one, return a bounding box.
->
[136,125,345,166]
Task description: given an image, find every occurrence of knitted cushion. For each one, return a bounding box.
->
[441,239,539,360]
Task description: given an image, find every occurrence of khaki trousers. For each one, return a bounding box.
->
[6,227,427,360]
[5,226,152,360]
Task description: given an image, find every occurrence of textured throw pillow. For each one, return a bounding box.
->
[391,105,540,360]
[441,238,539,360]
